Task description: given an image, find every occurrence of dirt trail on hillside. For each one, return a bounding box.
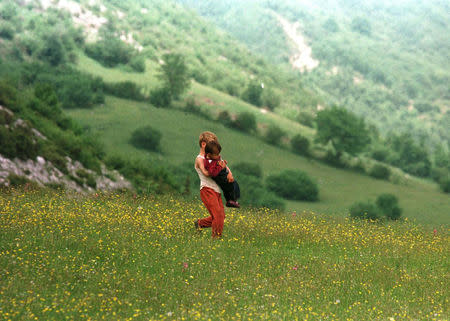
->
[275,14,319,73]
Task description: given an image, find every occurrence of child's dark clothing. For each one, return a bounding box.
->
[204,157,240,203]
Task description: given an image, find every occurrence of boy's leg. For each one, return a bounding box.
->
[198,187,225,237]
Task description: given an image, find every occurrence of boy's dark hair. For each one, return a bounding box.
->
[205,140,222,155]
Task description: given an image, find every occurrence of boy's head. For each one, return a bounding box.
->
[205,140,222,160]
[199,131,218,148]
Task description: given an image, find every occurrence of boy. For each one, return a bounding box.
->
[194,131,233,237]
[204,140,240,208]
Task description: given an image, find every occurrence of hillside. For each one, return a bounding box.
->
[176,0,450,151]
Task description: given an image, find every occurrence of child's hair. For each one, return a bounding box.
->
[205,140,222,155]
[199,131,218,147]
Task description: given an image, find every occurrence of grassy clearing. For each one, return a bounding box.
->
[0,190,448,320]
[76,52,314,139]
[67,96,449,226]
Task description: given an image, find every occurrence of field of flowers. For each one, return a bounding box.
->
[0,189,448,320]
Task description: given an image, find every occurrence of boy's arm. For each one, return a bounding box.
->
[195,157,210,177]
[226,165,234,182]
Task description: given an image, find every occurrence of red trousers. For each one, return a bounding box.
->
[198,187,225,237]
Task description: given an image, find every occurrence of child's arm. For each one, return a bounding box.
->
[195,157,210,177]
[226,166,234,182]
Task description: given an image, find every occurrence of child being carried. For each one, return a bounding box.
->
[204,141,241,208]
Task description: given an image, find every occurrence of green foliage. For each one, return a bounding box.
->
[439,178,450,193]
[85,35,136,68]
[351,17,371,36]
[291,134,310,156]
[129,55,146,73]
[232,112,257,133]
[266,169,318,201]
[104,81,144,101]
[158,53,190,100]
[349,201,380,221]
[369,164,391,180]
[0,22,15,40]
[316,106,370,156]
[262,88,280,110]
[0,122,39,160]
[149,87,172,107]
[376,194,402,220]
[236,174,285,210]
[323,18,339,33]
[38,34,67,66]
[232,162,262,179]
[242,82,263,107]
[130,126,162,152]
[264,124,286,146]
[297,111,315,128]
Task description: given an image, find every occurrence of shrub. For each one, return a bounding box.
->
[297,111,315,128]
[85,36,135,67]
[242,82,263,107]
[291,134,310,156]
[238,175,285,210]
[0,22,14,40]
[350,201,380,220]
[232,112,257,133]
[130,126,162,152]
[439,177,450,193]
[232,162,262,178]
[369,164,391,180]
[104,81,144,101]
[217,110,233,127]
[376,194,402,220]
[262,88,281,110]
[150,87,171,107]
[264,125,286,146]
[129,55,146,73]
[266,169,319,201]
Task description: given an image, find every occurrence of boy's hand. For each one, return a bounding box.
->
[219,159,228,168]
[227,171,234,182]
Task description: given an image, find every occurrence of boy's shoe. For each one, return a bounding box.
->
[226,200,240,208]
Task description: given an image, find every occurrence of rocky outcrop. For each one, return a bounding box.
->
[0,105,132,192]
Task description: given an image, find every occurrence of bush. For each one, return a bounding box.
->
[129,55,146,73]
[439,177,450,193]
[369,164,391,180]
[149,87,171,107]
[0,22,14,40]
[376,194,402,220]
[232,162,262,178]
[217,110,233,127]
[237,174,285,210]
[232,112,257,133]
[297,111,315,128]
[350,201,380,220]
[104,81,144,101]
[264,125,286,145]
[266,169,319,201]
[242,82,263,107]
[291,134,310,156]
[262,88,281,110]
[130,126,162,152]
[85,36,135,67]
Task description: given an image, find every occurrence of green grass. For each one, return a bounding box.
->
[66,96,449,226]
[76,52,314,139]
[0,191,448,320]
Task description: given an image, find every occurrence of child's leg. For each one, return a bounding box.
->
[198,187,225,237]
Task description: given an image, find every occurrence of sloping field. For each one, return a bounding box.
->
[67,96,449,226]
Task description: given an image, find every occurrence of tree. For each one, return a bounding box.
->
[242,82,263,107]
[315,106,370,157]
[264,124,286,145]
[159,53,190,100]
[291,134,310,156]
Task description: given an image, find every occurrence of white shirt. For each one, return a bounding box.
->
[195,154,221,193]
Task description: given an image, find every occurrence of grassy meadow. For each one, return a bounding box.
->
[67,95,449,226]
[0,190,448,320]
